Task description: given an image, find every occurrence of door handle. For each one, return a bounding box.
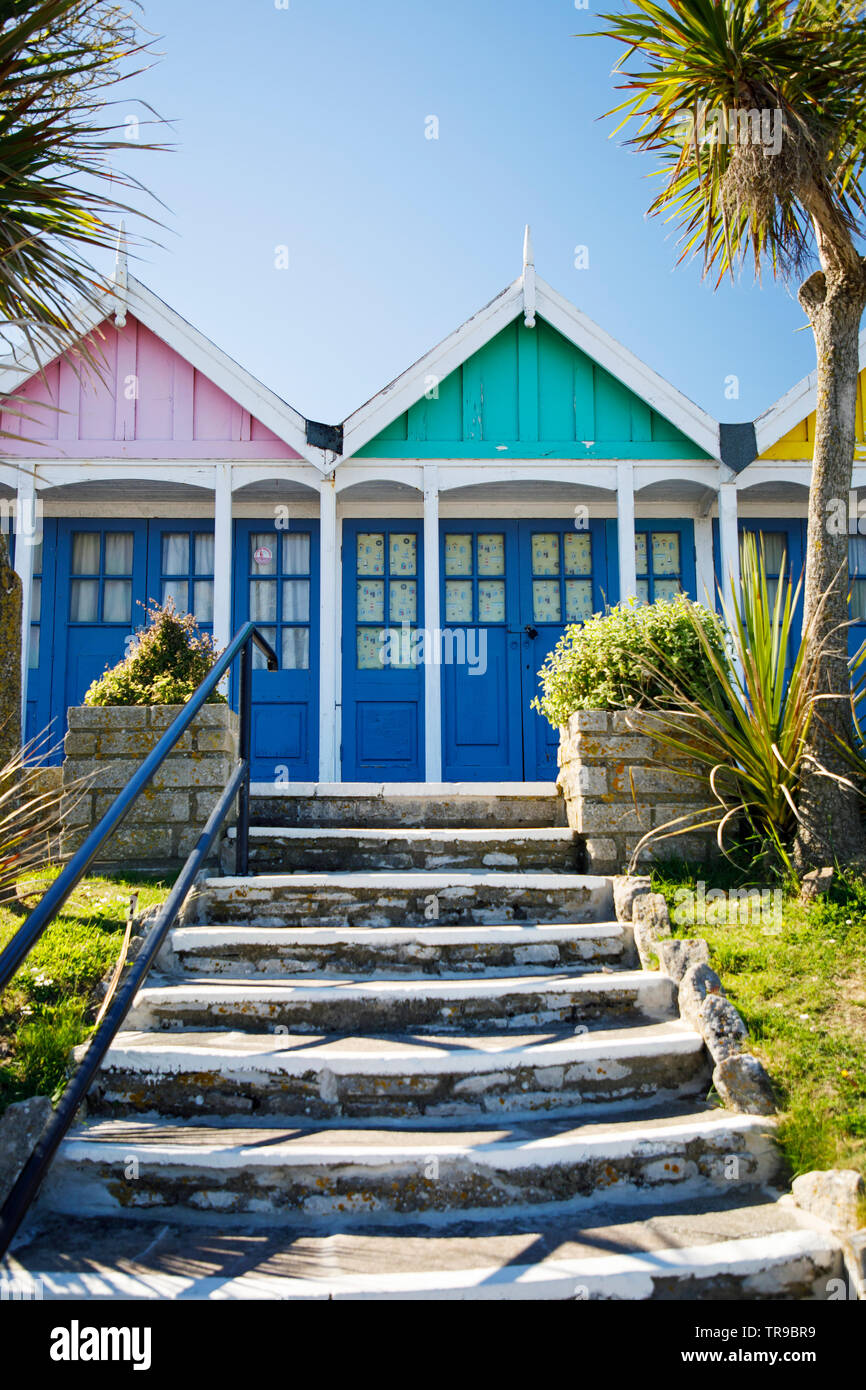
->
[524,625,538,641]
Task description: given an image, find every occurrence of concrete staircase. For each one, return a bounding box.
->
[7,786,843,1300]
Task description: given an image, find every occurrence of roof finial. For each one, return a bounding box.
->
[113,220,128,329]
[522,224,536,328]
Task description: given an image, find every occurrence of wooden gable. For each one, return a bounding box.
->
[356,317,710,460]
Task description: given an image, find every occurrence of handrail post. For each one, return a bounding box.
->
[236,637,252,876]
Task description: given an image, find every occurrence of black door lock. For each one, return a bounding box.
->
[524,626,538,641]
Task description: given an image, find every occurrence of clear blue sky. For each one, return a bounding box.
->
[117,0,821,430]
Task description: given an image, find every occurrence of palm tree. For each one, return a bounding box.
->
[0,0,164,750]
[0,0,163,367]
[588,0,866,871]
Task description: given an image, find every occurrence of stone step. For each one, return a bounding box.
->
[163,920,629,977]
[249,783,567,830]
[42,1107,782,1222]
[189,871,614,929]
[9,1200,844,1300]
[128,969,674,1035]
[83,1021,711,1120]
[41,1107,782,1223]
[224,826,582,874]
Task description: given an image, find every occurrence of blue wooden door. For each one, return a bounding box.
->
[440,523,523,781]
[342,521,424,781]
[518,520,610,779]
[440,519,609,782]
[53,521,147,726]
[233,520,319,782]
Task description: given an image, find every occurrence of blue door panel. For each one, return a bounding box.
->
[517,519,610,780]
[441,522,523,781]
[342,520,424,782]
[233,520,319,782]
[53,521,148,735]
[440,519,610,782]
[356,701,418,767]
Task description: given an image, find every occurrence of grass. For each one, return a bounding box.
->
[0,867,171,1113]
[651,859,866,1191]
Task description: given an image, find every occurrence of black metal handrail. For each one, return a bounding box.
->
[0,621,278,1258]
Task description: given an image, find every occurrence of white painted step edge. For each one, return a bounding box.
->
[135,969,666,1004]
[19,1229,841,1301]
[203,872,610,890]
[227,827,576,842]
[249,782,560,798]
[99,1026,705,1076]
[57,1112,775,1171]
[168,922,624,949]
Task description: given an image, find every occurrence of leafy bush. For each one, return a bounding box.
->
[533,594,725,726]
[84,601,224,706]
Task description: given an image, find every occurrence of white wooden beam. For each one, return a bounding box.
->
[522,225,537,329]
[113,221,128,329]
[14,469,36,733]
[694,514,715,608]
[212,463,232,654]
[423,465,442,781]
[617,462,637,602]
[318,477,339,781]
[718,480,741,605]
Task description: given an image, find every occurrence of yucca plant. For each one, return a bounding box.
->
[588,0,866,870]
[629,535,835,874]
[0,731,83,902]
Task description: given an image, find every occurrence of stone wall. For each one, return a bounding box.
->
[62,704,239,871]
[556,709,715,875]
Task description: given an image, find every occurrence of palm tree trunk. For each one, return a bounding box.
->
[794,256,866,872]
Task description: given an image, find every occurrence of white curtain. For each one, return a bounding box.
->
[283,533,310,574]
[103,579,131,623]
[282,628,309,670]
[71,533,100,575]
[282,579,310,622]
[69,579,98,623]
[194,533,215,575]
[161,533,189,575]
[105,533,133,575]
[193,580,214,623]
[250,580,277,622]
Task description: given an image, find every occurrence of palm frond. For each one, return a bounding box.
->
[0,0,170,396]
[588,0,866,280]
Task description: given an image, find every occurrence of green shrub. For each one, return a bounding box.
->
[533,594,725,726]
[84,600,225,706]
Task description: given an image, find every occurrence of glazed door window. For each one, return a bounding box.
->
[635,531,683,604]
[248,531,311,669]
[160,530,215,626]
[524,529,593,625]
[356,530,418,668]
[444,532,507,625]
[70,531,134,624]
